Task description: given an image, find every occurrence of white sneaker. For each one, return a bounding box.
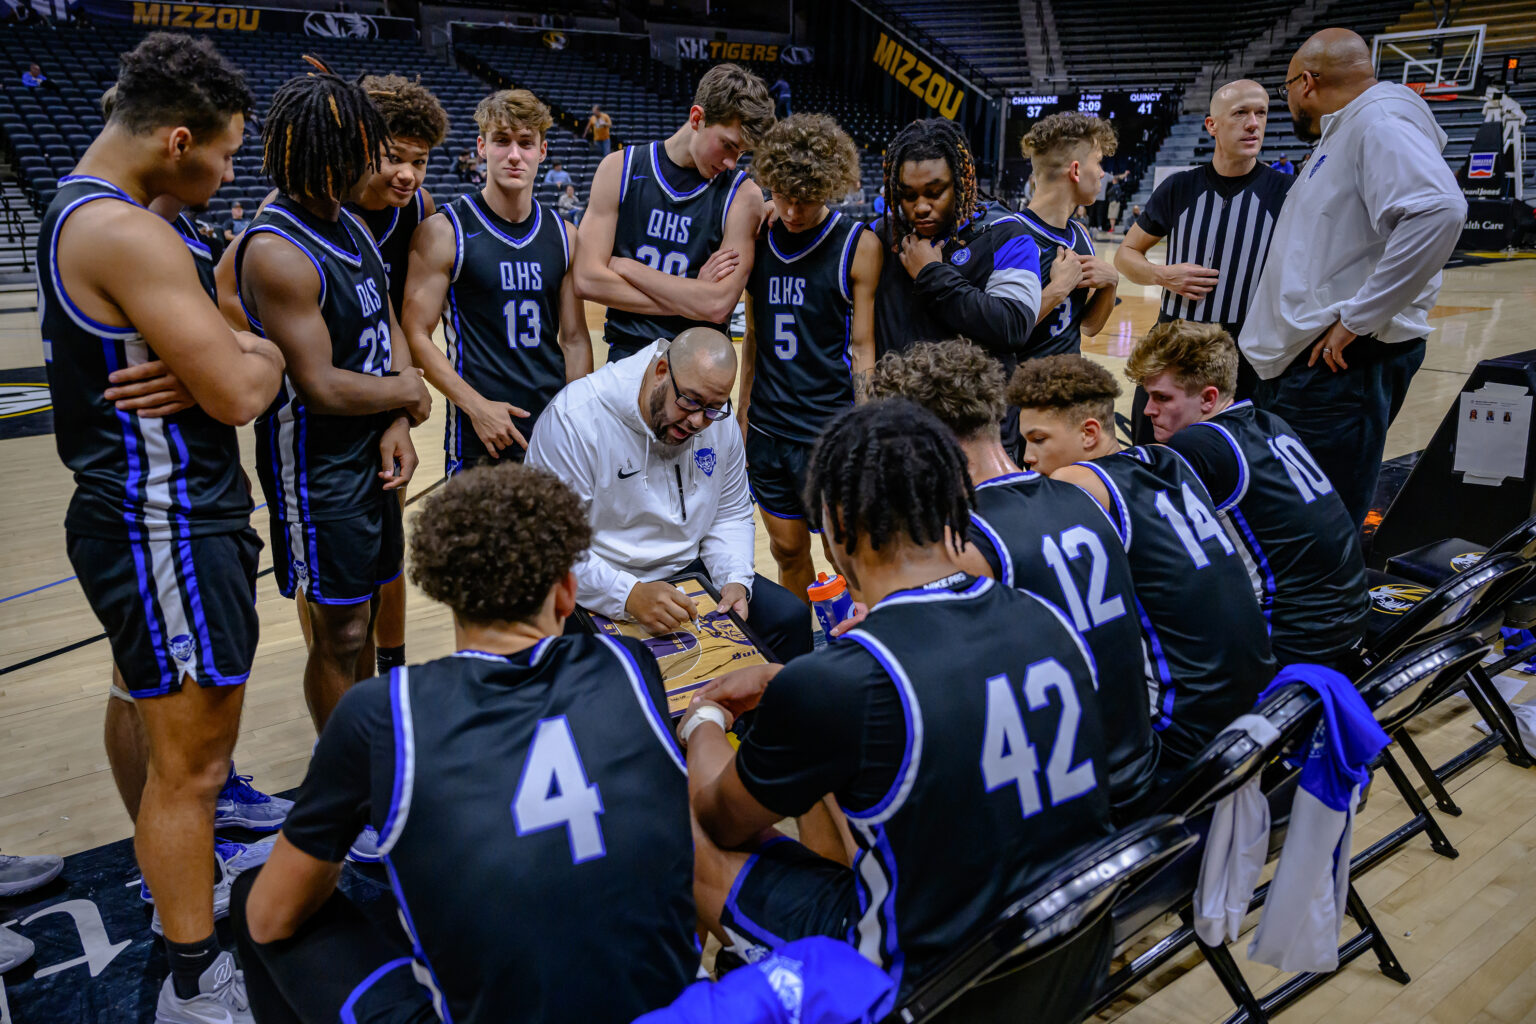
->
[150,845,237,937]
[346,826,382,864]
[154,950,252,1024]
[0,922,35,974]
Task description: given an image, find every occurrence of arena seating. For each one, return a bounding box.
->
[876,0,1030,90]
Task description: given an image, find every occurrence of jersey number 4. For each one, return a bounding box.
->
[982,660,1097,817]
[512,715,605,864]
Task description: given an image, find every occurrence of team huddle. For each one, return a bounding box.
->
[43,29,1381,1024]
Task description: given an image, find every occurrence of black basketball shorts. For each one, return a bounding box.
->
[745,427,816,526]
[718,835,856,955]
[67,526,262,699]
[269,497,404,605]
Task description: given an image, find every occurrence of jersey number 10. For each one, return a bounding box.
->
[512,715,605,864]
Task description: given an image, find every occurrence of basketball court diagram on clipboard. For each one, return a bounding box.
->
[586,575,770,717]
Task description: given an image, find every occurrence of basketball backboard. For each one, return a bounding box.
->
[1373,25,1485,96]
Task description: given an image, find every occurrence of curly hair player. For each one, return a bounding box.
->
[872,117,1042,455]
[1018,113,1121,355]
[683,399,1114,1016]
[233,72,432,753]
[739,113,882,602]
[1010,355,1276,777]
[38,33,285,1022]
[1127,321,1369,668]
[575,63,774,362]
[402,89,593,475]
[869,340,1157,813]
[232,464,696,1024]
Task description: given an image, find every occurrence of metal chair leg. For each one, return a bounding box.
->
[1467,665,1534,769]
[1355,748,1459,867]
[1394,729,1462,814]
[1191,930,1269,1024]
[1345,883,1410,984]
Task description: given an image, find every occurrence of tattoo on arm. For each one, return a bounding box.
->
[852,370,871,404]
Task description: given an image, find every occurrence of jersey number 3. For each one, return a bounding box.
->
[981,660,1096,817]
[512,715,605,864]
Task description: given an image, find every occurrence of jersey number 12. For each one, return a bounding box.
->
[512,715,605,864]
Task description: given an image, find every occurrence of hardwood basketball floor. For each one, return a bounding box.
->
[1,243,1534,1023]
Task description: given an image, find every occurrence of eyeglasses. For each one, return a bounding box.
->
[667,360,732,421]
[1277,71,1318,100]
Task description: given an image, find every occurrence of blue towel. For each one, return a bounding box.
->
[633,938,896,1024]
[1258,663,1391,811]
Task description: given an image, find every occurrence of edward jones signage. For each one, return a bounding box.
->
[872,32,965,119]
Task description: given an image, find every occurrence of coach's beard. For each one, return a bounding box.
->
[647,388,697,458]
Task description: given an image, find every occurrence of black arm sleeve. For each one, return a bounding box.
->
[1165,424,1245,509]
[911,262,1038,357]
[281,678,390,862]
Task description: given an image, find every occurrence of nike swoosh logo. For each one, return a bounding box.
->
[464,231,481,239]
[618,468,640,479]
[170,1002,235,1024]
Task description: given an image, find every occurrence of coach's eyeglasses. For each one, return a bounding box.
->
[1277,70,1318,100]
[668,360,732,421]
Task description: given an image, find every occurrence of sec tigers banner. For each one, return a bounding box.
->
[79,0,417,39]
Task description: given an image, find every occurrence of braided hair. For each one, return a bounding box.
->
[262,64,387,203]
[806,399,974,557]
[881,117,980,246]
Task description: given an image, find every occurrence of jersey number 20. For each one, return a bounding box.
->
[982,660,1097,817]
[512,715,605,864]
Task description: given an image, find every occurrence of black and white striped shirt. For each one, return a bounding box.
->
[1137,162,1293,330]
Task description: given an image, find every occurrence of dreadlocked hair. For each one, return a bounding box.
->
[805,398,973,558]
[262,66,388,203]
[882,117,979,246]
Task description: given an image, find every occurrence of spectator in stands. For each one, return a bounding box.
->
[584,102,613,155]
[21,62,51,89]
[222,200,248,243]
[769,76,791,119]
[557,182,582,222]
[1241,28,1466,525]
[456,147,483,184]
[1271,153,1295,174]
[232,464,698,1024]
[872,185,885,217]
[1115,78,1292,443]
[545,158,571,189]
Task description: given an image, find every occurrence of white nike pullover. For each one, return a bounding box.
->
[527,341,756,619]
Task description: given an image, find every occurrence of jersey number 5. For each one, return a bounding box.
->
[512,715,605,864]
[981,660,1097,817]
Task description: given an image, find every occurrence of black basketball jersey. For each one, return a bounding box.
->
[348,188,426,319]
[1079,446,1276,765]
[173,211,218,300]
[440,193,571,465]
[39,175,248,539]
[1170,401,1371,661]
[283,635,696,1024]
[604,141,751,359]
[237,197,394,521]
[738,575,1112,1002]
[745,211,865,445]
[968,471,1158,806]
[1018,207,1095,357]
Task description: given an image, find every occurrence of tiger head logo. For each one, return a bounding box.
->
[1370,582,1430,615]
[1450,552,1485,572]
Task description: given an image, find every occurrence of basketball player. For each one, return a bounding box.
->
[1010,356,1276,774]
[232,465,695,1024]
[346,74,448,677]
[40,32,282,1021]
[574,62,774,362]
[234,72,431,736]
[1127,321,1370,668]
[683,400,1114,1010]
[739,113,881,602]
[1019,113,1121,355]
[869,340,1157,811]
[402,89,592,475]
[1115,79,1293,441]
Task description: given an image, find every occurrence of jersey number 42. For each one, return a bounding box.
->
[982,659,1097,817]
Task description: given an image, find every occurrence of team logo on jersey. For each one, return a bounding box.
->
[1369,582,1429,615]
[1451,552,1485,571]
[292,558,310,587]
[761,954,806,1017]
[169,634,195,664]
[950,247,971,266]
[695,448,716,476]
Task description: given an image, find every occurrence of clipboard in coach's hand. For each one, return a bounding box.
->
[582,573,774,718]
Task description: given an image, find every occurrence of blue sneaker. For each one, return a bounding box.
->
[216,766,292,832]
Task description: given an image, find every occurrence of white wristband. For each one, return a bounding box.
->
[680,705,728,747]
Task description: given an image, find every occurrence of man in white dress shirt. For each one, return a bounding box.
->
[1240,28,1466,524]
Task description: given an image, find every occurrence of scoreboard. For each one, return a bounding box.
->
[1004,90,1178,161]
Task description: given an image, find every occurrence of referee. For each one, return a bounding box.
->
[1116,79,1292,442]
